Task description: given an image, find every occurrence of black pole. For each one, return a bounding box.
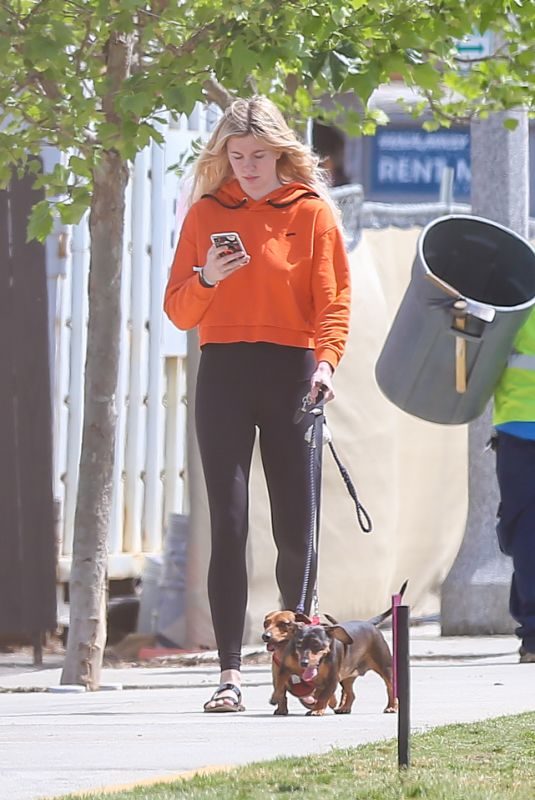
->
[396,604,410,768]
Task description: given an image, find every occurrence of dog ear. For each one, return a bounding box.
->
[323,613,338,625]
[288,620,307,635]
[326,625,354,645]
[263,611,277,626]
[294,612,312,624]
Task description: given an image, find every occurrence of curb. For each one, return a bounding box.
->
[45,764,235,799]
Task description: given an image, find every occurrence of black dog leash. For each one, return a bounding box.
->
[294,391,373,535]
[326,438,372,534]
[294,396,324,617]
[293,392,373,616]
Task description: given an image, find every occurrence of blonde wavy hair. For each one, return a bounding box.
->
[188,95,337,215]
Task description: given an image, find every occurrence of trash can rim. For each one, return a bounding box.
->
[419,213,535,251]
[417,213,535,313]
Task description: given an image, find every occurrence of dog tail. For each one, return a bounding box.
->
[368,580,408,626]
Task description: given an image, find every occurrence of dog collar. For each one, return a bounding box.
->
[272,652,317,697]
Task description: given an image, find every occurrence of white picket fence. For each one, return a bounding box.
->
[47,106,222,589]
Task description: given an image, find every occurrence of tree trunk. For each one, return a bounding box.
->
[60,150,129,688]
[61,32,133,688]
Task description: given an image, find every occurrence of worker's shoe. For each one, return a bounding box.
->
[519,646,535,663]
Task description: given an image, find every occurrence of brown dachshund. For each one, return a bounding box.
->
[268,581,407,716]
[262,609,318,711]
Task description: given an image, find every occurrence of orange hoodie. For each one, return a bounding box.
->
[163,179,351,370]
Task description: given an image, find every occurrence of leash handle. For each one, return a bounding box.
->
[327,439,373,534]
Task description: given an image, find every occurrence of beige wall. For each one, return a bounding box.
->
[186,228,468,648]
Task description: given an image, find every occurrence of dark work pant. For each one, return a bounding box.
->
[195,342,320,671]
[495,432,535,653]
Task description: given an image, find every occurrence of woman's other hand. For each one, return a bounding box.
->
[203,245,250,285]
[310,361,334,403]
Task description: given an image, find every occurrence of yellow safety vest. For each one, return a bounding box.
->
[493,308,535,425]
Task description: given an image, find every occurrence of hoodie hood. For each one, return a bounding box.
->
[202,178,320,210]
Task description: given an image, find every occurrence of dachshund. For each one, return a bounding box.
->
[267,581,407,716]
[262,609,338,712]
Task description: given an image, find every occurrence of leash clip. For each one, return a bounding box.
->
[293,392,313,424]
[293,390,325,425]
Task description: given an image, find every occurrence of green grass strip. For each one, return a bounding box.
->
[60,712,535,800]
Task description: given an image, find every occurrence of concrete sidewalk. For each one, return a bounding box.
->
[0,625,533,800]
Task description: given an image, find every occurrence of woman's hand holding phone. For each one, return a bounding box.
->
[202,232,250,285]
[203,245,250,284]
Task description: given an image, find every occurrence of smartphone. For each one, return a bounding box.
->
[210,231,247,256]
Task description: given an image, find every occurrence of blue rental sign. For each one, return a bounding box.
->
[371,128,471,199]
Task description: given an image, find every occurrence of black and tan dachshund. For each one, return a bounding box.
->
[268,581,407,716]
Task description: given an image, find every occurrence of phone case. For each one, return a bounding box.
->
[210,232,246,254]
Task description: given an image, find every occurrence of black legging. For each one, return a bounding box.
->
[195,342,320,671]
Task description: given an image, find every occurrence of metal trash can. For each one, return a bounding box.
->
[375,215,535,424]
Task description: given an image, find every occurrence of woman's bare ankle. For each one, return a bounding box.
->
[220,668,241,687]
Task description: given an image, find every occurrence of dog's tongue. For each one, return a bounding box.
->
[301,666,318,682]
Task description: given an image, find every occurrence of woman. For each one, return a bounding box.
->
[164,96,351,712]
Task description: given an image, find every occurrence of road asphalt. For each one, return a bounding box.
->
[0,623,533,800]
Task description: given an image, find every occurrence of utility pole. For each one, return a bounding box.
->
[441,109,530,634]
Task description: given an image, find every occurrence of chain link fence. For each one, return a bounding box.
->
[331,182,535,251]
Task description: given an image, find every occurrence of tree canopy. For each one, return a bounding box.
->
[0,0,533,237]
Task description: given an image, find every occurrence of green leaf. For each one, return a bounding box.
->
[230,38,258,81]
[57,200,88,225]
[69,155,93,180]
[369,108,389,127]
[97,121,121,148]
[329,52,350,90]
[412,62,441,91]
[71,184,92,205]
[161,84,200,117]
[119,92,154,118]
[27,200,53,243]
[503,117,519,131]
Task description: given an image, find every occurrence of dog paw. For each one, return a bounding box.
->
[306,708,326,716]
[383,705,397,713]
[273,706,288,716]
[334,707,352,714]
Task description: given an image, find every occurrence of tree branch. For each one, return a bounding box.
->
[102,31,136,126]
[202,76,233,109]
[453,39,514,65]
[420,88,474,125]
[73,15,96,75]
[164,21,219,59]
[27,70,62,101]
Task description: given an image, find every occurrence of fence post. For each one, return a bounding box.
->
[395,604,410,769]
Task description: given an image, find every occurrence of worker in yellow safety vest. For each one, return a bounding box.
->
[493,309,535,663]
